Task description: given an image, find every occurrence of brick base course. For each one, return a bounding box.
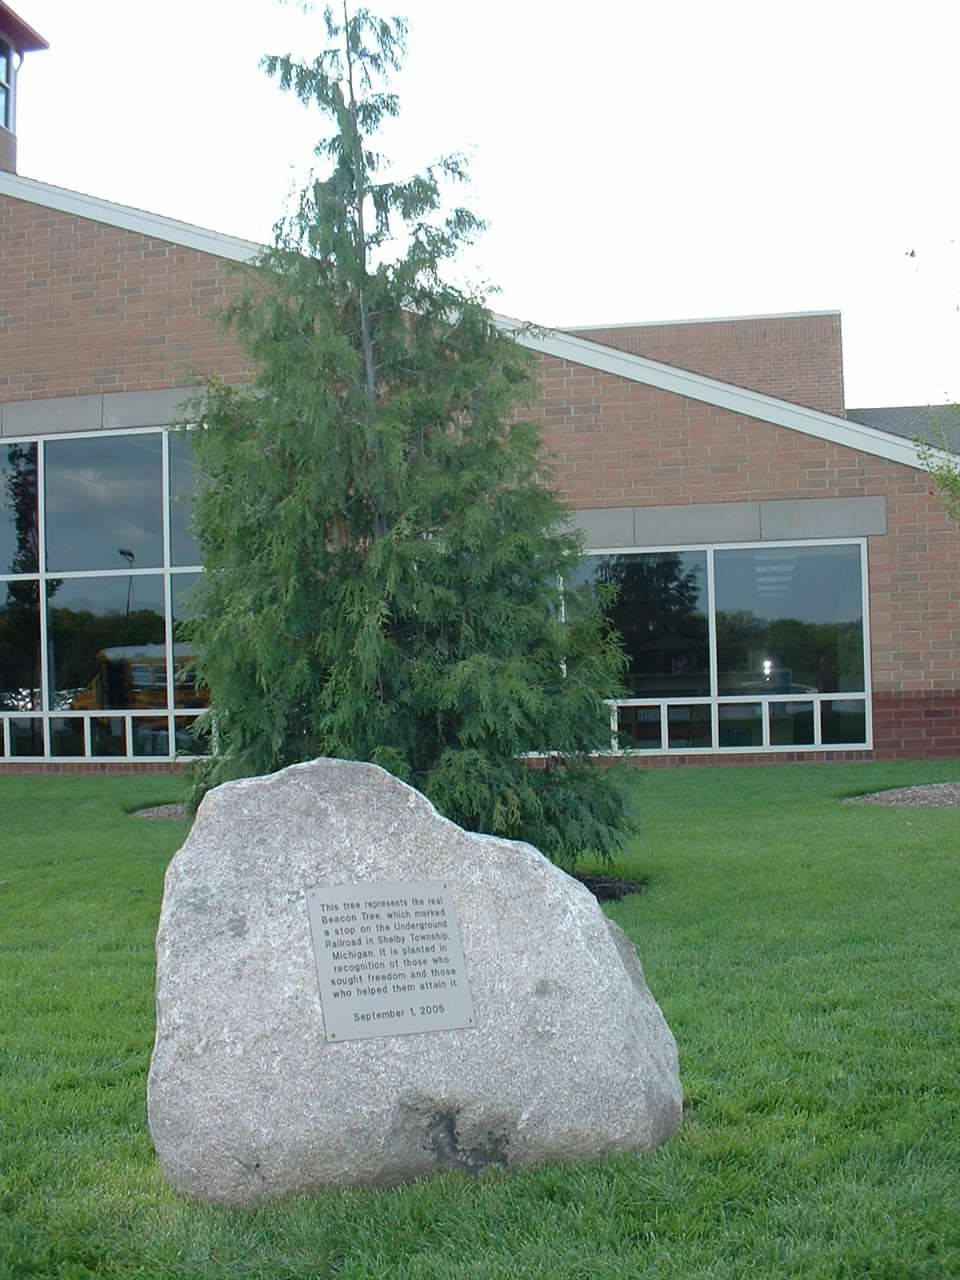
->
[606,750,876,768]
[3,740,958,775]
[871,689,960,758]
[0,761,187,774]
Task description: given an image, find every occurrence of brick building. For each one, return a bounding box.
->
[1,5,958,769]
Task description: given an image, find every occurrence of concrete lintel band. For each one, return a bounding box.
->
[0,386,202,436]
[575,496,887,549]
[759,497,887,540]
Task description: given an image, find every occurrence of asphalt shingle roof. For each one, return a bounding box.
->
[845,405,959,448]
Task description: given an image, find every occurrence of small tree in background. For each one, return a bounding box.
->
[920,408,960,524]
[185,4,633,867]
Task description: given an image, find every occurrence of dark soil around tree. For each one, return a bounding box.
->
[573,873,648,901]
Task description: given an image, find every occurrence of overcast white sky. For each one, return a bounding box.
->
[12,0,960,407]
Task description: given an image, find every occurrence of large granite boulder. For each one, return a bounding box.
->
[147,759,681,1204]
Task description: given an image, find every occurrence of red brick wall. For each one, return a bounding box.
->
[566,312,845,417]
[0,193,252,401]
[530,355,960,759]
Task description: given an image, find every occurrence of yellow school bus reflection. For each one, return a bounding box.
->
[70,644,206,710]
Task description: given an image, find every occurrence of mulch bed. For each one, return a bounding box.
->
[842,782,960,808]
[573,874,648,901]
[134,803,189,821]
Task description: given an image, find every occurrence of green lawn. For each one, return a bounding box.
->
[2,761,959,1279]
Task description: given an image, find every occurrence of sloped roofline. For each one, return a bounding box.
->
[0,171,938,472]
[496,318,936,471]
[563,308,841,330]
[0,2,48,53]
[0,172,260,260]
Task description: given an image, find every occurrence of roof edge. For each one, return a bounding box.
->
[0,171,260,261]
[562,309,841,332]
[0,3,48,52]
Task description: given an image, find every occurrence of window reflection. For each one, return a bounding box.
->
[92,716,127,757]
[579,552,710,696]
[667,705,712,749]
[770,701,815,746]
[718,703,763,747]
[47,576,166,710]
[169,432,203,567]
[2,443,39,575]
[172,572,207,708]
[132,716,170,757]
[715,545,864,695]
[50,718,85,757]
[175,715,207,755]
[821,700,867,745]
[45,434,163,572]
[10,718,44,757]
[616,705,662,750]
[1,580,42,709]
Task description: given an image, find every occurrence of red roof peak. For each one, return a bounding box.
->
[0,3,48,54]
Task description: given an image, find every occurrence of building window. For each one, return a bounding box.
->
[571,551,710,697]
[0,431,874,763]
[45,434,165,572]
[578,540,871,754]
[714,544,865,695]
[0,429,208,761]
[0,40,11,132]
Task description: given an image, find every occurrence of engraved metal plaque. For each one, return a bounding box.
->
[305,879,475,1042]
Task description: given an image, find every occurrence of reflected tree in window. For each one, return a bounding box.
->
[0,581,41,710]
[171,572,208,708]
[1,445,43,709]
[3,443,38,576]
[587,552,709,695]
[169,431,203,567]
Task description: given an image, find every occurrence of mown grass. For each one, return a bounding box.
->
[1,761,959,1279]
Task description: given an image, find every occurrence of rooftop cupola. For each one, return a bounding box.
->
[0,2,48,174]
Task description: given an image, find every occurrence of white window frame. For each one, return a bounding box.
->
[0,38,13,133]
[0,425,208,763]
[586,537,873,756]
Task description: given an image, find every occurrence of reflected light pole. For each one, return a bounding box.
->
[118,548,135,615]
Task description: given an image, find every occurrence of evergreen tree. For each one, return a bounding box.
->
[185,3,633,867]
